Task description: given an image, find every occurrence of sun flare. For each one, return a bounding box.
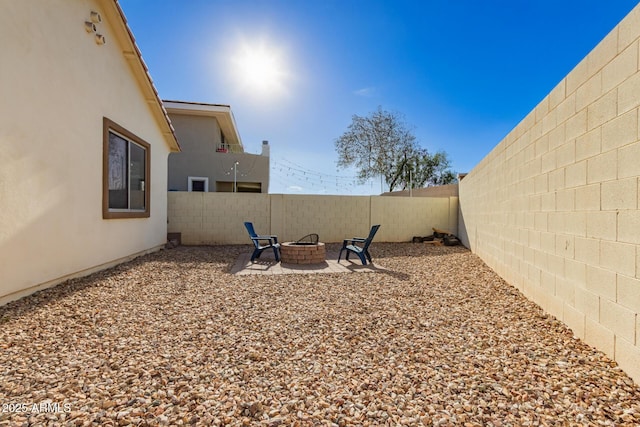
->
[232,42,288,96]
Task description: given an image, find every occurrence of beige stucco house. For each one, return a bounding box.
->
[0,0,180,305]
[165,101,270,193]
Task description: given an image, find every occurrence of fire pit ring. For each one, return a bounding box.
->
[280,238,326,264]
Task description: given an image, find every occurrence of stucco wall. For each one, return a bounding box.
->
[168,192,458,244]
[459,4,640,382]
[168,114,222,191]
[0,0,173,304]
[168,114,270,193]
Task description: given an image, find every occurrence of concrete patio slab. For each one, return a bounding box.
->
[230,250,386,275]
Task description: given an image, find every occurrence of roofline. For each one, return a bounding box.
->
[163,100,244,152]
[163,100,231,109]
[100,0,181,152]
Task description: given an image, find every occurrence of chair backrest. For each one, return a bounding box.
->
[244,222,260,248]
[362,224,381,250]
[244,222,258,237]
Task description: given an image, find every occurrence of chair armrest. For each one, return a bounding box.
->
[343,237,366,246]
[252,235,277,245]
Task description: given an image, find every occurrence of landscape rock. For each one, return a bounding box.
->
[0,244,639,425]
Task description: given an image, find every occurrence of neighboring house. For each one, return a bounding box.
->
[0,0,180,305]
[165,101,270,193]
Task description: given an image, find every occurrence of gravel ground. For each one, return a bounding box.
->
[1,244,639,426]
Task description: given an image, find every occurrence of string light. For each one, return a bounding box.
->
[270,158,365,194]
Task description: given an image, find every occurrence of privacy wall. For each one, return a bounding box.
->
[459,5,640,382]
[167,192,458,245]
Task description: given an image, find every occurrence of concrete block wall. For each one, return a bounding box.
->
[371,196,458,242]
[458,4,640,383]
[168,192,458,245]
[273,194,373,243]
[167,192,271,244]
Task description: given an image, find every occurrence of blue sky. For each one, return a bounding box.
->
[120,0,639,195]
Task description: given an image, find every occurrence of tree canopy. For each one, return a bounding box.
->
[334,107,456,192]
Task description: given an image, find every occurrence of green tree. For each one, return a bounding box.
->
[334,107,456,192]
[398,149,457,190]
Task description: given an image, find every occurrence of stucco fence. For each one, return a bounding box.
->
[167,192,459,245]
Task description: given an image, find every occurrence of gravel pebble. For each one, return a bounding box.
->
[1,243,639,426]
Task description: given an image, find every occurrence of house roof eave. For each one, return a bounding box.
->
[100,0,181,153]
[163,100,244,153]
